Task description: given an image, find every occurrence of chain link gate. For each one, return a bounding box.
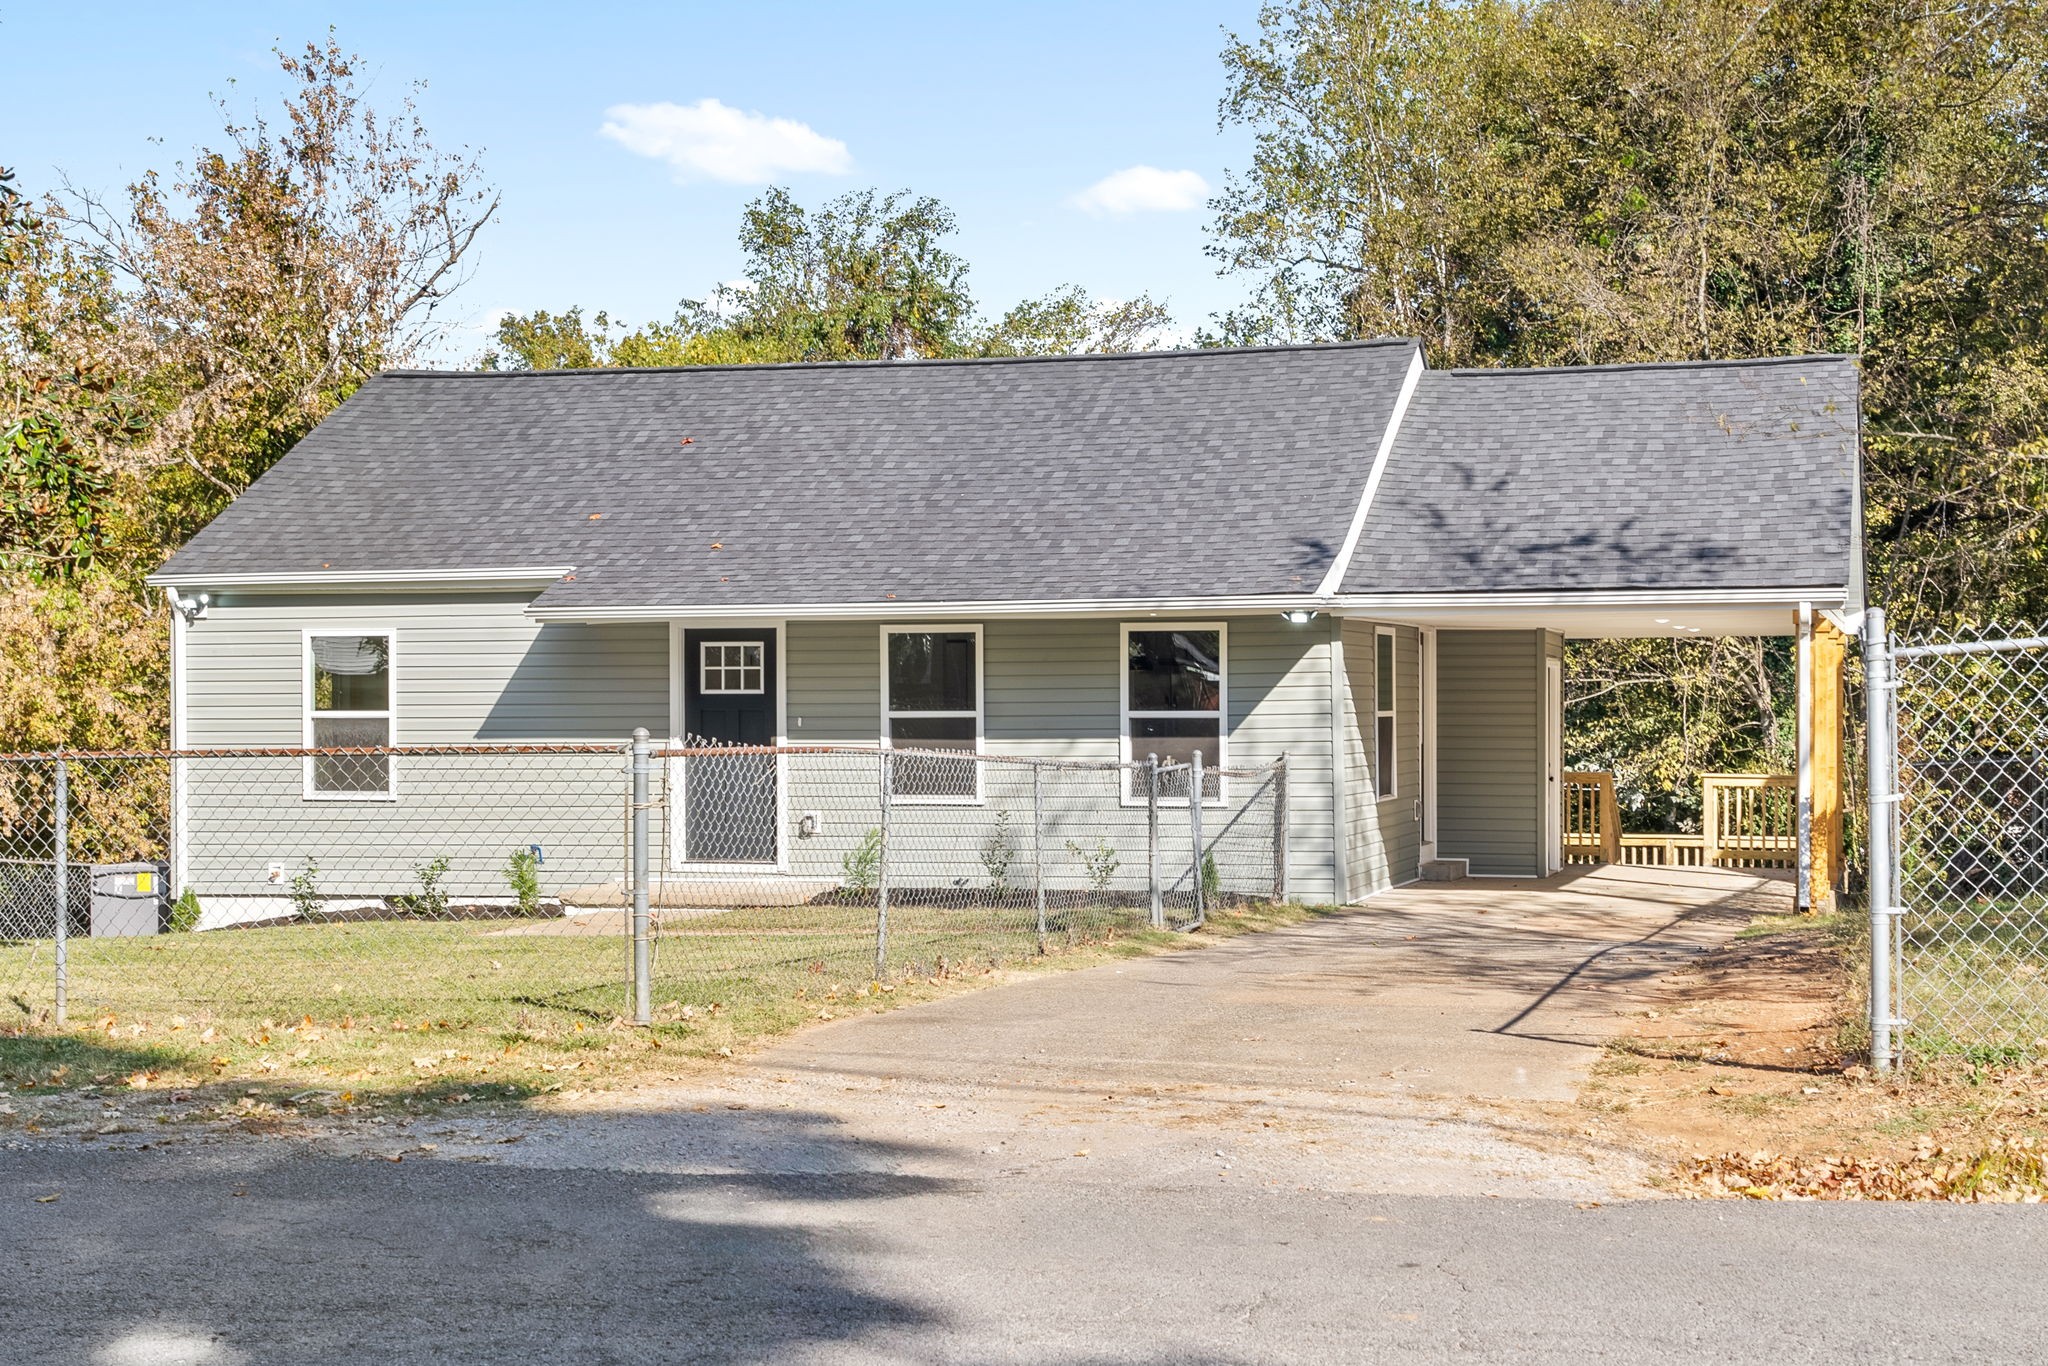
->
[1868,611,2048,1067]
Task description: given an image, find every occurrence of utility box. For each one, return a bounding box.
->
[89,863,167,937]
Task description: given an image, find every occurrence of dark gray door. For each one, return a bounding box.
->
[682,629,777,863]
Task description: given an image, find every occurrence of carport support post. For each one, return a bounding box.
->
[1033,764,1047,952]
[1863,609,1896,1072]
[52,754,68,1029]
[1189,751,1205,930]
[1146,755,1162,930]
[630,729,652,1026]
[874,747,891,983]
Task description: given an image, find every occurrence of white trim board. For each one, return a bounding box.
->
[1315,342,1426,598]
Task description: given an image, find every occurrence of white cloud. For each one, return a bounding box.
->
[600,98,852,184]
[1070,166,1211,217]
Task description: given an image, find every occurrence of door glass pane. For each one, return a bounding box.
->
[1376,633,1395,706]
[887,633,976,712]
[1128,631,1221,712]
[311,636,390,711]
[1130,716,1222,800]
[889,715,976,797]
[1377,714,1396,798]
[311,716,390,793]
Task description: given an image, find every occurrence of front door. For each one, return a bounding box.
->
[681,629,778,864]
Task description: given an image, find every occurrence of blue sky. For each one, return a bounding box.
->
[6,1,1264,359]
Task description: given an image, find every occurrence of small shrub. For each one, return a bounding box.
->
[842,828,883,894]
[504,847,542,915]
[168,887,202,934]
[1066,837,1120,902]
[401,855,452,918]
[980,811,1015,896]
[1201,852,1220,904]
[288,859,324,920]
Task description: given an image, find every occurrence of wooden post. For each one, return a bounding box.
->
[1598,774,1620,865]
[1703,775,1723,867]
[1810,621,1845,913]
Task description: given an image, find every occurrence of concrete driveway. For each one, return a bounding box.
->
[430,863,1791,1200]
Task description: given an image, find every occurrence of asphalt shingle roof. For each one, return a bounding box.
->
[156,342,1861,608]
[158,341,1418,608]
[1339,355,1860,595]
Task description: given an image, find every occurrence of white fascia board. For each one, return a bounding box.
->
[1334,586,1851,612]
[1313,342,1426,599]
[527,593,1325,624]
[145,566,576,592]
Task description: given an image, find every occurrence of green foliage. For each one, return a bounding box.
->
[979,810,1015,895]
[842,828,883,894]
[399,855,451,918]
[1201,851,1221,903]
[288,859,324,921]
[504,847,542,916]
[1066,837,1120,901]
[168,887,202,934]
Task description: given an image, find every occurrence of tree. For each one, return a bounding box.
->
[67,33,498,555]
[483,186,1177,371]
[1209,0,2048,822]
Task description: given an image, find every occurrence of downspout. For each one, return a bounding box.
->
[163,586,189,898]
[1796,602,1814,910]
[1327,614,1350,905]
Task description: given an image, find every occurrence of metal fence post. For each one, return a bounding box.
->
[1146,754,1162,930]
[53,754,68,1029]
[1189,750,1205,930]
[630,729,652,1026]
[875,746,891,982]
[1033,763,1048,952]
[1272,754,1289,903]
[1863,608,1896,1072]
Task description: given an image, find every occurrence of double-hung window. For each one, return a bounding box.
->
[305,631,395,798]
[1375,627,1397,799]
[1122,624,1225,802]
[883,627,981,800]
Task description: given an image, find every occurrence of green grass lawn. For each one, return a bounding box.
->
[0,898,1322,1113]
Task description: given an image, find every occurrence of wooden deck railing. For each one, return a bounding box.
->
[1561,771,1796,870]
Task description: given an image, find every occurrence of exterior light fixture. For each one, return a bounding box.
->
[171,591,210,624]
[1281,609,1319,625]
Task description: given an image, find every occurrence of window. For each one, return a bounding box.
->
[700,641,764,694]
[1123,625,1224,802]
[1375,627,1397,799]
[305,631,394,798]
[883,627,981,799]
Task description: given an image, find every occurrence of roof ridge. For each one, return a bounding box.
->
[379,337,1422,380]
[1439,353,1857,378]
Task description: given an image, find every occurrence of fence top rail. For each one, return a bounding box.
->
[0,742,1283,780]
[1700,771,1796,786]
[1893,633,2048,661]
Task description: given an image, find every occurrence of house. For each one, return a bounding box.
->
[147,339,1861,908]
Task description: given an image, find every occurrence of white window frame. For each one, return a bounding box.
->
[880,623,985,805]
[1119,621,1228,808]
[698,639,766,696]
[1375,626,1398,801]
[302,627,397,802]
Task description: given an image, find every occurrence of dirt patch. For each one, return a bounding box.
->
[1581,913,2048,1198]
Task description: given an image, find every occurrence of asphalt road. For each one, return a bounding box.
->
[7,868,2042,1364]
[4,1142,2045,1365]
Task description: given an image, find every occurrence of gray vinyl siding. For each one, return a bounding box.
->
[781,615,1337,901]
[1435,629,1544,877]
[1339,620,1422,899]
[176,601,1338,907]
[178,591,666,910]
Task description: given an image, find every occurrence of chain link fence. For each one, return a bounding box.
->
[0,742,1286,1035]
[1870,616,2048,1062]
